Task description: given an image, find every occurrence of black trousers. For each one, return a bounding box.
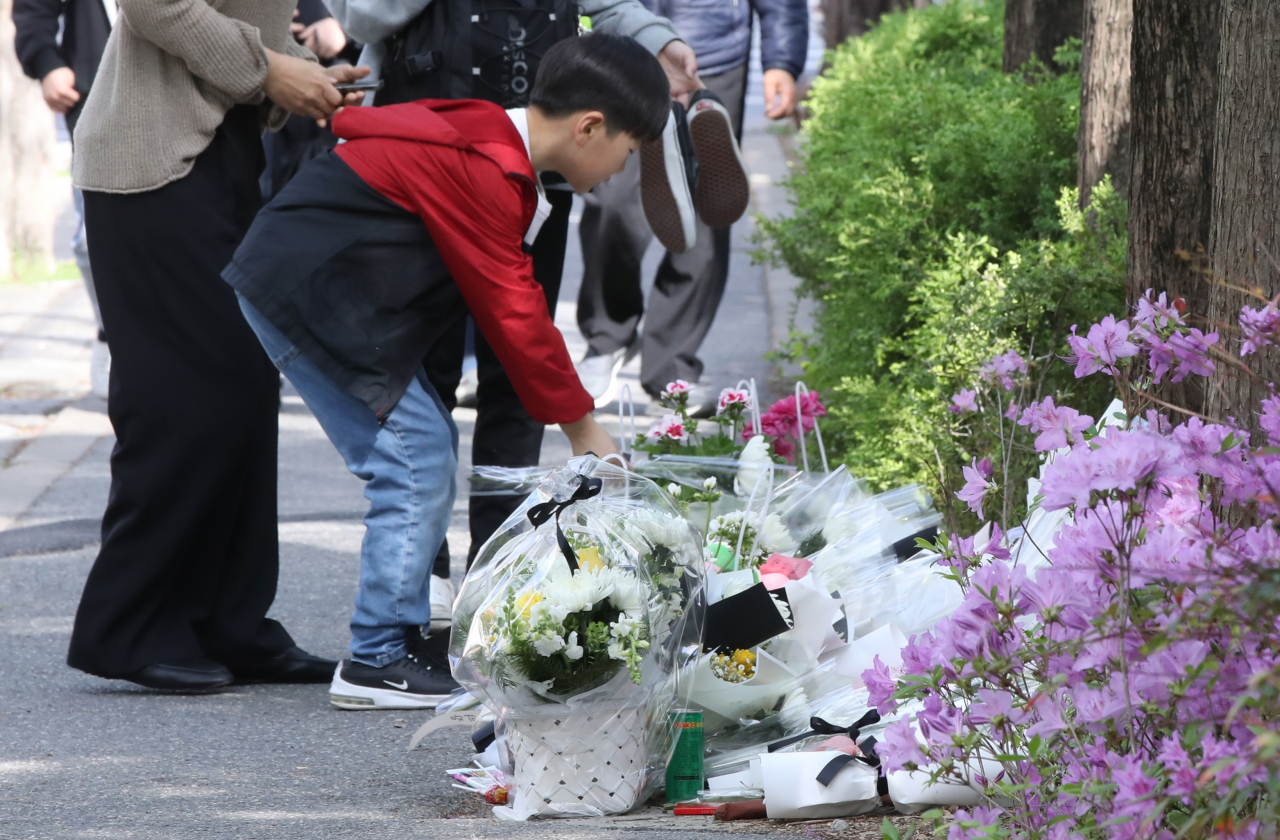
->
[68,106,293,677]
[424,188,575,577]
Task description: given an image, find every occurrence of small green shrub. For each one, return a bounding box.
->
[826,182,1126,527]
[759,0,1119,501]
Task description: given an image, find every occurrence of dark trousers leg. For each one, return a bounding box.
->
[576,153,649,356]
[425,189,574,577]
[68,108,293,677]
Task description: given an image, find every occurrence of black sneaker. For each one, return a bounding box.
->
[687,89,750,228]
[328,650,459,710]
[640,102,698,254]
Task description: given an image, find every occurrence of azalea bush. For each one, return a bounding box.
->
[868,289,1280,839]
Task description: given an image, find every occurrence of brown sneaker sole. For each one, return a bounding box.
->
[640,134,694,254]
[689,101,750,228]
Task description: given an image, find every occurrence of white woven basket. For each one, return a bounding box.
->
[506,702,647,818]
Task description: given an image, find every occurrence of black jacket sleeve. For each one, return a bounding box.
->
[753,0,809,79]
[295,0,333,27]
[13,0,68,81]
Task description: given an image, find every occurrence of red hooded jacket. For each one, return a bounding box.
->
[329,99,593,426]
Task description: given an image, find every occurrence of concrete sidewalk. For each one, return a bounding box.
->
[0,97,852,840]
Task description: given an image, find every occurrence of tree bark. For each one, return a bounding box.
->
[825,0,922,49]
[1125,0,1219,417]
[0,0,58,280]
[1205,0,1280,430]
[1003,0,1085,73]
[1077,0,1132,205]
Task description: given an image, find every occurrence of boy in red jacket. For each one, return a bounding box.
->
[223,34,668,710]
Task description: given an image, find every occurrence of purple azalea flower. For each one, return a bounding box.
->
[1065,325,1102,378]
[1025,691,1070,740]
[1019,396,1093,452]
[1240,302,1280,355]
[1134,289,1185,334]
[861,655,898,715]
[1261,394,1280,447]
[955,458,995,519]
[1087,315,1140,369]
[968,688,1029,727]
[880,718,928,773]
[949,388,979,414]
[980,350,1027,391]
[1167,328,1218,381]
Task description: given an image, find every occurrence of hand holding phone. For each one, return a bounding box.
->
[335,80,383,93]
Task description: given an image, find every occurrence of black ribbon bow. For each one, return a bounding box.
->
[526,475,604,572]
[766,711,884,789]
[812,736,881,787]
[766,709,881,753]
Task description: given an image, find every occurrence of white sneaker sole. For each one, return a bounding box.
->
[640,110,697,254]
[328,665,453,711]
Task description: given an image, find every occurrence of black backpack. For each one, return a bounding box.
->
[378,0,582,108]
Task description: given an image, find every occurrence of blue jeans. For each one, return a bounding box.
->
[237,294,458,666]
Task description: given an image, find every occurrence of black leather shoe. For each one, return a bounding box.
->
[125,657,233,693]
[231,646,337,684]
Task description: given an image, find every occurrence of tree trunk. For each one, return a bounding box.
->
[824,0,918,49]
[1077,0,1132,205]
[1003,0,1085,73]
[1125,0,1219,418]
[0,0,58,280]
[1204,0,1280,431]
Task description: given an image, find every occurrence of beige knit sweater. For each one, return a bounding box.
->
[73,0,316,194]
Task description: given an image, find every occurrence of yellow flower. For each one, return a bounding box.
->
[516,590,542,617]
[578,546,604,573]
[732,649,756,667]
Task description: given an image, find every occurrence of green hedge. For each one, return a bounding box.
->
[760,0,1122,495]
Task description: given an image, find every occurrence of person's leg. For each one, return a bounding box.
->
[638,63,749,396]
[68,108,293,679]
[466,189,573,566]
[576,153,650,356]
[237,296,458,665]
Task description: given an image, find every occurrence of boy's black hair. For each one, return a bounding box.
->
[530,33,670,144]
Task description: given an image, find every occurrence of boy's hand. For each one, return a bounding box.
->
[41,67,79,113]
[658,40,703,106]
[560,413,624,461]
[763,69,797,119]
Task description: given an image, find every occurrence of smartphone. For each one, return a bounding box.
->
[336,80,384,93]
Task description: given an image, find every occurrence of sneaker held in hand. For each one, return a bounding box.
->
[688,89,750,228]
[640,103,697,254]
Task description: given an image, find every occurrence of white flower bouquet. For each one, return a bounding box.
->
[451,458,705,819]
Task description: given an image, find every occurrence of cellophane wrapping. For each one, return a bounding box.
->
[451,457,706,819]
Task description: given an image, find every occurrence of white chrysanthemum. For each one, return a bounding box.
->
[736,434,772,496]
[628,508,689,550]
[608,578,642,615]
[822,510,862,545]
[758,512,798,556]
